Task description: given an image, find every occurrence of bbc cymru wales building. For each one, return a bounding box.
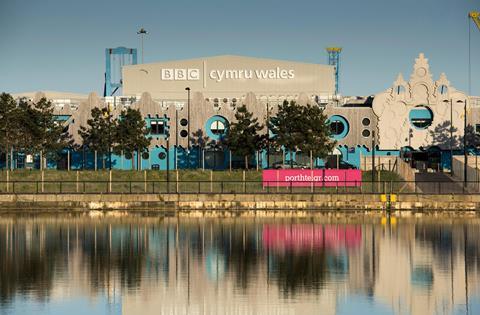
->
[11,54,480,170]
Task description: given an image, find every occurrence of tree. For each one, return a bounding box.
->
[79,107,117,169]
[16,98,41,155]
[114,107,151,170]
[269,100,335,167]
[462,125,480,151]
[0,93,21,169]
[29,98,72,169]
[297,104,336,161]
[224,104,265,169]
[190,129,210,168]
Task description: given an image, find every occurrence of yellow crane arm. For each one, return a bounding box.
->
[470,11,480,31]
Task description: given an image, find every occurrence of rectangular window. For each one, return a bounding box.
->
[150,120,166,135]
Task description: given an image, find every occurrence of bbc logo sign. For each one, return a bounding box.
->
[161,68,200,81]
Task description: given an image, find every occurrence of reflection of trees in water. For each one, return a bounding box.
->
[0,224,64,305]
[270,250,327,296]
[415,223,480,273]
[81,224,148,291]
[415,224,453,254]
[220,226,260,290]
[4,218,480,311]
[0,222,151,305]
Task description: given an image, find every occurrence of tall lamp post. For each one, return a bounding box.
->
[371,130,376,188]
[458,99,468,185]
[175,107,178,170]
[103,105,113,170]
[166,135,170,193]
[185,87,191,165]
[137,28,148,64]
[266,102,270,168]
[443,99,454,174]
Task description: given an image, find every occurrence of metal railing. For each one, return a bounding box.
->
[0,180,478,195]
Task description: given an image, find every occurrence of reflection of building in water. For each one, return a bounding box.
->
[121,219,480,315]
[371,222,480,315]
[1,218,480,315]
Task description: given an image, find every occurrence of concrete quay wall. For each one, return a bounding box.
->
[0,193,478,212]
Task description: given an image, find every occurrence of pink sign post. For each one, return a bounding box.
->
[262,169,362,187]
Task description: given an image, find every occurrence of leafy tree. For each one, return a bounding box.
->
[224,104,265,169]
[79,107,117,169]
[29,97,72,169]
[16,98,41,155]
[298,104,336,160]
[190,129,210,168]
[0,93,21,169]
[462,125,480,151]
[114,107,151,170]
[269,100,335,167]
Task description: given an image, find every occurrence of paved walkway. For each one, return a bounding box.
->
[415,172,465,194]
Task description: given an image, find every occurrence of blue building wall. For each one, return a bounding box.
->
[2,144,475,171]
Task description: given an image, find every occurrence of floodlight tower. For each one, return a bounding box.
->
[326,47,342,95]
[137,27,148,64]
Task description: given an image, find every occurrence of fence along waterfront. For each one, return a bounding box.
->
[0,179,476,194]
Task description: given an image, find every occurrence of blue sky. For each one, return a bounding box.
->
[0,0,479,96]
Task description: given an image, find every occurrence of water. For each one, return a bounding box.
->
[1,214,480,315]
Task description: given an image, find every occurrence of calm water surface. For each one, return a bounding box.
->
[1,214,480,315]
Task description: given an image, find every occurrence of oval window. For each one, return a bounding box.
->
[362,118,371,126]
[180,118,188,126]
[330,121,345,135]
[409,106,433,129]
[328,115,349,139]
[180,130,188,138]
[206,116,229,140]
[211,121,226,135]
[362,129,371,138]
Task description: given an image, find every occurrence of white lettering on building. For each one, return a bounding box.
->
[209,68,295,82]
[161,68,200,81]
[161,67,295,82]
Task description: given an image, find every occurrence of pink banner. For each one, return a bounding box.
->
[262,169,362,187]
[262,224,362,251]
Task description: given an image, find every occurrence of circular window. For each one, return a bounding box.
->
[142,152,149,159]
[409,106,433,129]
[125,152,132,159]
[158,152,166,160]
[328,115,349,140]
[362,129,371,138]
[330,121,344,135]
[180,118,188,126]
[211,121,226,135]
[180,130,188,138]
[206,115,228,140]
[362,118,371,126]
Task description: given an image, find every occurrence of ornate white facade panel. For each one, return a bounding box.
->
[372,53,469,150]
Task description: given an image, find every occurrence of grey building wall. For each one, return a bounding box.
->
[122,55,335,100]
